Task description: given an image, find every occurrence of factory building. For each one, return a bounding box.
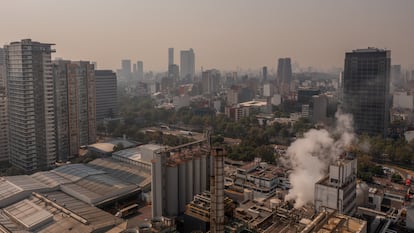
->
[314,156,357,216]
[0,156,151,232]
[181,192,235,233]
[232,159,285,198]
[151,139,211,218]
[301,209,367,233]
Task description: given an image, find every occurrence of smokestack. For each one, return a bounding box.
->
[210,147,225,233]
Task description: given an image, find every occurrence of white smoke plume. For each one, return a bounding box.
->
[282,111,354,208]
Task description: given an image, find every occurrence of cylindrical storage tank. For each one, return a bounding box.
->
[186,159,194,203]
[270,198,281,209]
[194,157,201,194]
[244,189,253,201]
[166,165,178,216]
[200,155,207,192]
[178,162,187,213]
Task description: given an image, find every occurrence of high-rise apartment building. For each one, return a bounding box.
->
[0,48,4,66]
[53,60,96,161]
[342,48,391,136]
[0,48,6,88]
[0,49,7,162]
[0,90,8,162]
[168,48,174,66]
[180,49,195,80]
[95,70,118,121]
[5,39,56,171]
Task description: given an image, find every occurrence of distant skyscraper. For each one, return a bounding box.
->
[121,59,131,80]
[276,58,292,95]
[53,60,96,161]
[201,69,220,95]
[262,66,268,82]
[137,61,143,80]
[5,39,56,171]
[95,70,118,121]
[168,64,179,82]
[180,48,195,80]
[390,64,402,88]
[342,48,391,137]
[168,48,174,66]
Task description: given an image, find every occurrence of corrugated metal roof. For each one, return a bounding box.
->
[60,174,139,205]
[40,191,122,229]
[0,210,28,233]
[4,176,49,191]
[0,179,22,200]
[87,158,150,186]
[30,171,72,188]
[4,199,53,231]
[51,164,105,182]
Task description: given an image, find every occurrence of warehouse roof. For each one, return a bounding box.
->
[0,191,123,232]
[30,171,72,188]
[88,158,150,187]
[4,199,53,231]
[51,163,105,182]
[60,173,139,205]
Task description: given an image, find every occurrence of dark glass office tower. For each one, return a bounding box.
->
[342,48,391,137]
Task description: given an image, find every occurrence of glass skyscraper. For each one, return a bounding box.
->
[342,48,391,137]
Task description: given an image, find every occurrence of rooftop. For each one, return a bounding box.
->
[239,100,267,108]
[0,191,123,232]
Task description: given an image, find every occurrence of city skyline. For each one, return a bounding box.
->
[1,0,413,71]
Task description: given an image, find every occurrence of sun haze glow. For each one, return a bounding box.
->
[1,0,413,71]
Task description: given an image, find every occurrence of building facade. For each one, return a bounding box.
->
[53,60,96,161]
[5,39,57,171]
[0,90,8,162]
[95,70,118,122]
[342,48,391,137]
[314,157,357,216]
[180,48,195,80]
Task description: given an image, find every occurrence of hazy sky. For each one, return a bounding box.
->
[1,0,413,72]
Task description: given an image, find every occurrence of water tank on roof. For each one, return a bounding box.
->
[270,198,281,209]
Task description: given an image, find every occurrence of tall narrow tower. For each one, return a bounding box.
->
[210,148,225,233]
[5,39,56,171]
[168,48,174,66]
